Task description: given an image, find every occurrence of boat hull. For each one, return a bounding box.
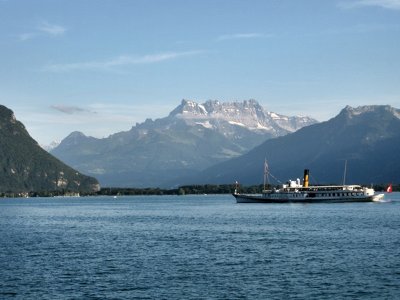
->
[233,193,380,203]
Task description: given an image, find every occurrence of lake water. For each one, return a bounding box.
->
[1,193,400,299]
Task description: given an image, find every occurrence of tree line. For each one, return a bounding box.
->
[0,183,396,198]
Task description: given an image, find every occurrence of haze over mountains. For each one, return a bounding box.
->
[51,99,317,187]
[2,102,399,192]
[188,105,400,186]
[0,105,100,194]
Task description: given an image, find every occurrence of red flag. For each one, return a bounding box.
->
[386,184,392,193]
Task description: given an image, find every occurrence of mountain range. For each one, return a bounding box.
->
[185,105,400,186]
[0,105,100,194]
[2,102,398,192]
[51,99,317,187]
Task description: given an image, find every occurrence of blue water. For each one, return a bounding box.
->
[1,193,400,299]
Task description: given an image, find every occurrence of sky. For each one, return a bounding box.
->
[1,0,400,145]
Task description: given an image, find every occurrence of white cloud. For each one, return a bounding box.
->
[37,21,67,36]
[42,50,204,73]
[217,33,273,41]
[18,21,66,41]
[339,0,400,10]
[18,32,39,41]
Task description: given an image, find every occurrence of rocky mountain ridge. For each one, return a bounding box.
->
[51,99,317,187]
[181,105,400,186]
[0,105,100,194]
[170,99,314,134]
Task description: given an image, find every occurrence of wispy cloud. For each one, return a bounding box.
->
[51,105,93,115]
[42,50,204,73]
[217,33,273,41]
[339,0,400,10]
[37,21,67,36]
[18,21,66,41]
[18,32,39,41]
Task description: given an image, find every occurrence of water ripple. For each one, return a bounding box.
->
[1,195,400,299]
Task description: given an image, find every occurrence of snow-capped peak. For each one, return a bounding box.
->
[167,99,318,135]
[169,99,208,117]
[41,140,60,152]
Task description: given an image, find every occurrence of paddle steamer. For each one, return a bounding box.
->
[233,168,384,203]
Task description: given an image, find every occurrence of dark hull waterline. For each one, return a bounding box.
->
[233,193,378,203]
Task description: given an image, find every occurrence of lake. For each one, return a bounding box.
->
[1,193,400,299]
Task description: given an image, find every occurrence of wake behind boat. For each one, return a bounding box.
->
[233,168,384,204]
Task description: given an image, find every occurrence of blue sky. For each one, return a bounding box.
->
[1,0,400,145]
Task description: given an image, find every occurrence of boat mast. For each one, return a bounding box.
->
[263,158,269,190]
[342,159,347,186]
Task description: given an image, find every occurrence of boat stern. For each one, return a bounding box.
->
[372,193,385,202]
